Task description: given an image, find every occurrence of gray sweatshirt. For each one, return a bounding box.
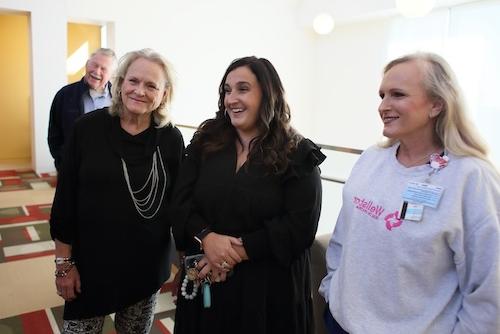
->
[319,144,500,334]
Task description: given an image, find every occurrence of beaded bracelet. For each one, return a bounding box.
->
[55,263,75,278]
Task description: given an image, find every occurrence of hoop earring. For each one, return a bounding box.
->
[224,109,228,117]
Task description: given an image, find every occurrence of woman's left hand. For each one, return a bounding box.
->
[202,232,243,271]
[55,265,81,301]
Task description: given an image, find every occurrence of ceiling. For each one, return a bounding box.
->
[298,0,481,25]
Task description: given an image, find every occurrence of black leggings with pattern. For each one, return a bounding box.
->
[62,291,158,334]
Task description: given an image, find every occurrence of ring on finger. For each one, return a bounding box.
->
[220,260,230,269]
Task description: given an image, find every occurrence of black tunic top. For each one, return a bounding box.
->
[50,109,184,319]
[172,138,325,334]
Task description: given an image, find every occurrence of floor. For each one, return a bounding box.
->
[0,161,177,333]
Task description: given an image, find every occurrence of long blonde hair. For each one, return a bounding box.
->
[380,52,489,161]
[109,48,174,127]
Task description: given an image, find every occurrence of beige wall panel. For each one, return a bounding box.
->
[0,13,31,161]
[67,22,101,84]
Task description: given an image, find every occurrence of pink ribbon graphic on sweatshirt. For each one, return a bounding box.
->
[384,211,402,231]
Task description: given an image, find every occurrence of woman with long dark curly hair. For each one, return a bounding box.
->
[172,56,325,334]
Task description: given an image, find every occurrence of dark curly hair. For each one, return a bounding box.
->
[191,56,302,174]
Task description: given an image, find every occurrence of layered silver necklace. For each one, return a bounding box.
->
[121,147,167,219]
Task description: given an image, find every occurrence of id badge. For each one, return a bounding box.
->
[402,181,444,208]
[399,201,424,221]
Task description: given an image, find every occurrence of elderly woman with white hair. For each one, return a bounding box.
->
[50,48,184,333]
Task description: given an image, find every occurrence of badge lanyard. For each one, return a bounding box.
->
[399,153,449,222]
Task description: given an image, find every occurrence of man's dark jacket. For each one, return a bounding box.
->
[47,78,112,171]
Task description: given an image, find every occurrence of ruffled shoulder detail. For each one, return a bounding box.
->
[184,141,203,161]
[284,138,326,181]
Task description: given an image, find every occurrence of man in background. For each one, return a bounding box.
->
[48,48,116,171]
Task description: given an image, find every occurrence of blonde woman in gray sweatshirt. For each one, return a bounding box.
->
[319,52,499,334]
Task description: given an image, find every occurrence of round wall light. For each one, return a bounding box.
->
[396,0,436,18]
[313,12,335,35]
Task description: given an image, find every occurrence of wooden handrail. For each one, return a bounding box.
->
[316,144,363,155]
[176,123,198,130]
[320,175,346,184]
[176,124,363,155]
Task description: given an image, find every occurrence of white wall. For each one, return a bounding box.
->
[312,1,500,166]
[311,9,451,150]
[0,0,315,173]
[312,18,392,150]
[312,0,500,235]
[0,0,498,173]
[447,0,500,165]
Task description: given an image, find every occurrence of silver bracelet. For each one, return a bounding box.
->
[54,257,73,265]
[55,263,75,278]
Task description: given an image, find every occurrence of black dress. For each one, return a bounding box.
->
[172,138,325,334]
[49,109,184,319]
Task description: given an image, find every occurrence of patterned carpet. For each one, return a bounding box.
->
[0,203,53,263]
[0,169,177,333]
[0,169,56,192]
[0,282,177,334]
